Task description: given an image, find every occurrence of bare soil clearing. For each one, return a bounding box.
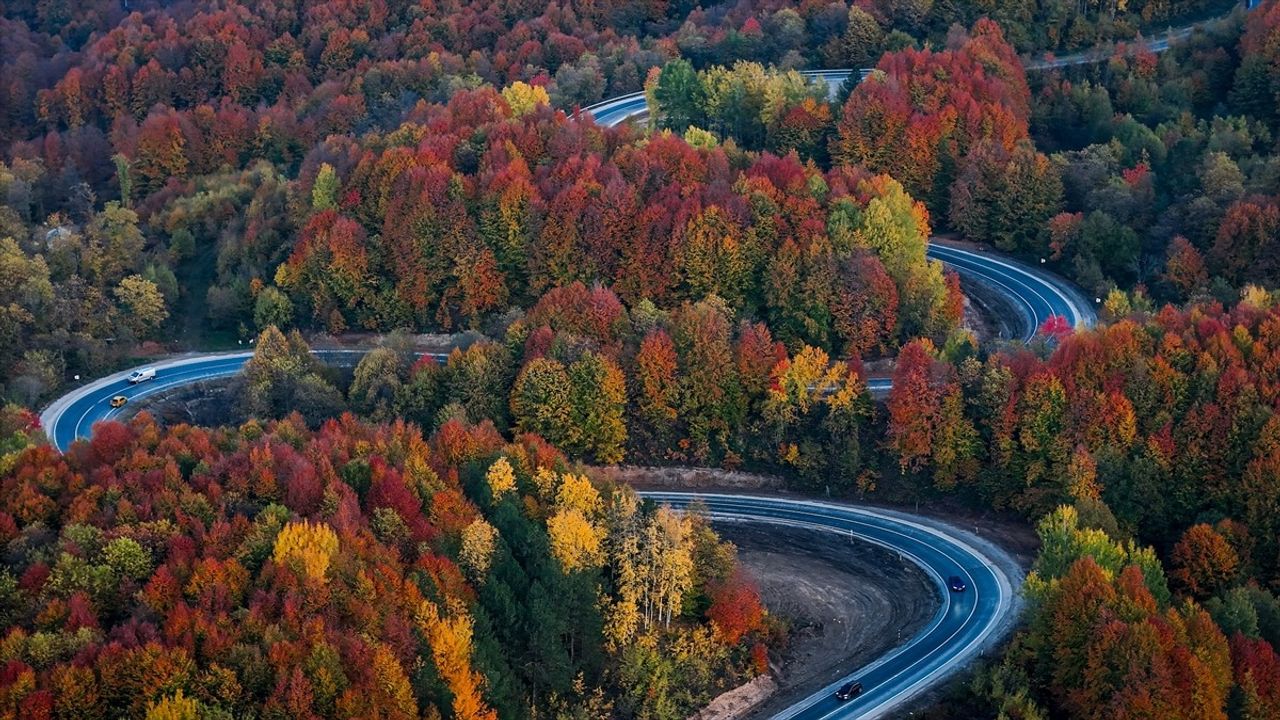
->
[717,522,939,719]
[598,466,787,491]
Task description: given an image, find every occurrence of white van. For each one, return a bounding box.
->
[127,368,157,384]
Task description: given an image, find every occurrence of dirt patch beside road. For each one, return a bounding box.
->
[305,331,471,354]
[691,676,778,720]
[112,381,239,429]
[713,522,939,719]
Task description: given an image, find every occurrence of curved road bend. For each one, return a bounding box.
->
[926,243,1095,339]
[38,350,451,453]
[640,492,1020,720]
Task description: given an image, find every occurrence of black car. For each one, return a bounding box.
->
[948,575,967,592]
[835,680,863,701]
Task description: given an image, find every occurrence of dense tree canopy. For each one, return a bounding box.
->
[5,1,1280,718]
[0,409,768,719]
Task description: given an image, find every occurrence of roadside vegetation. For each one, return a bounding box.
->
[3,0,1280,718]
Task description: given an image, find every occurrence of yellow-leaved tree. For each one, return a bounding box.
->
[145,690,199,720]
[546,472,606,572]
[682,126,719,149]
[485,456,516,502]
[501,81,550,117]
[547,508,604,572]
[556,473,602,516]
[532,467,559,502]
[603,489,643,649]
[645,506,694,629]
[459,518,499,580]
[272,519,339,581]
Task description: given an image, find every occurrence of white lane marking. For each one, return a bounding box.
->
[930,244,1093,328]
[582,91,645,114]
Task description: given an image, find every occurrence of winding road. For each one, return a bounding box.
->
[30,26,1151,719]
[34,245,1057,720]
[39,239,1092,451]
[22,1,1269,717]
[36,108,1095,720]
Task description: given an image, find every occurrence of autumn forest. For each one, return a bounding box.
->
[4,0,1280,718]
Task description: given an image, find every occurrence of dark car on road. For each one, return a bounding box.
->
[835,681,863,701]
[948,575,967,592]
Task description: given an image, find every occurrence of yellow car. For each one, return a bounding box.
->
[110,395,128,409]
